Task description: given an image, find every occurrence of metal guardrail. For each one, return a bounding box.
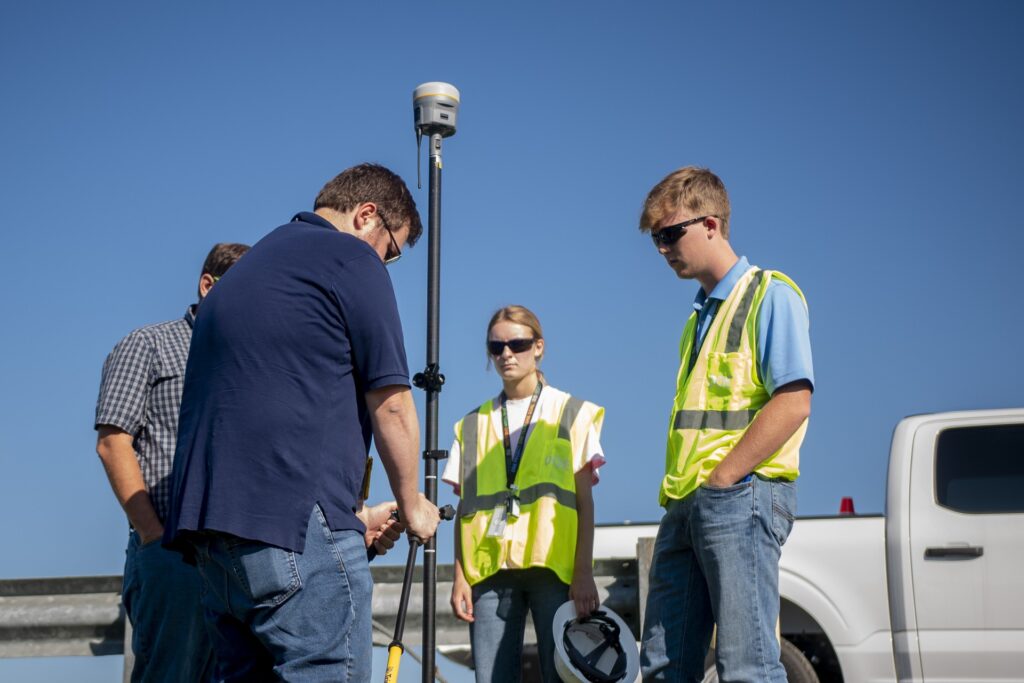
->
[0,557,643,661]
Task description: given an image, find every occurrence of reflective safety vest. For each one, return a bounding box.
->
[661,267,808,506]
[456,386,604,586]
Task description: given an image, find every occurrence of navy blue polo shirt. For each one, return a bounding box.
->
[164,212,410,553]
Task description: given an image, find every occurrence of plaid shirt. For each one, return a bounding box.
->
[95,307,195,523]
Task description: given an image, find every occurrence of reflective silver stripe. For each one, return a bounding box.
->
[673,409,757,431]
[460,409,480,513]
[558,396,585,442]
[461,482,577,516]
[725,269,765,352]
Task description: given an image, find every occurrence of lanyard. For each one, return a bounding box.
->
[500,381,543,488]
[688,300,719,374]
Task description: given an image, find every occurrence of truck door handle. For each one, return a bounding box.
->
[924,546,984,559]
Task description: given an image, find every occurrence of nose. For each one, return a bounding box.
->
[500,345,515,360]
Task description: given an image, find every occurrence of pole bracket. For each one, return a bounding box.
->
[412,363,445,392]
[423,449,449,461]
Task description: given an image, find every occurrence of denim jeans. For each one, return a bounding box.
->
[185,505,373,682]
[122,531,215,683]
[640,475,797,683]
[469,567,569,683]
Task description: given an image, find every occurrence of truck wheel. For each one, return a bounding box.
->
[780,638,819,683]
[701,639,819,683]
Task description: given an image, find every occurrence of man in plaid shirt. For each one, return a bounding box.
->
[95,242,248,683]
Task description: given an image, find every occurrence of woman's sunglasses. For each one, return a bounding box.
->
[487,338,535,356]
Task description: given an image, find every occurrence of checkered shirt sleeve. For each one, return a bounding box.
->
[95,316,190,523]
[96,329,153,437]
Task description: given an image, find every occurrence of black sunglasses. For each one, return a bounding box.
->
[379,216,402,265]
[487,338,535,356]
[650,216,713,248]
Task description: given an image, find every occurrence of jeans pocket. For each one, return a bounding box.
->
[139,536,163,551]
[770,480,797,546]
[699,479,753,495]
[228,539,302,608]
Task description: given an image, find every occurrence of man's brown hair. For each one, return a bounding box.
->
[198,242,249,297]
[314,163,423,246]
[639,166,732,239]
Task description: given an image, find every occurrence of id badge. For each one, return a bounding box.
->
[486,505,508,538]
[506,495,521,520]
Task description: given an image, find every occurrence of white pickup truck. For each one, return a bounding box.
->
[599,408,1024,683]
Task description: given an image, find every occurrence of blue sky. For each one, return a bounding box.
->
[2,1,1023,679]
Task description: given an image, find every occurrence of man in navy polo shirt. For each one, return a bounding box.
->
[164,163,440,681]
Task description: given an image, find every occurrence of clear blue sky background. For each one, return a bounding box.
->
[2,1,1023,680]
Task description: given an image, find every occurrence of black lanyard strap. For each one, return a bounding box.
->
[500,381,543,489]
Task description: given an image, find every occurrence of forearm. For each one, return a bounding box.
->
[96,432,162,539]
[368,386,422,511]
[573,468,595,576]
[711,383,812,486]
[453,502,468,584]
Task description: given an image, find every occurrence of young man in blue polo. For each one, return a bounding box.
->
[638,167,814,682]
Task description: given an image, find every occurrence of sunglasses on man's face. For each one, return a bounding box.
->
[487,338,535,356]
[650,215,713,248]
[382,222,402,265]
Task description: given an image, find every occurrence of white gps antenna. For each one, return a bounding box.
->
[413,82,460,188]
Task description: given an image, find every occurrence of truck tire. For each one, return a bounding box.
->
[780,638,819,683]
[701,638,819,683]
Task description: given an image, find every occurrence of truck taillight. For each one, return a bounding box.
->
[839,497,856,515]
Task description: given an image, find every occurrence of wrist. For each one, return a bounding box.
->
[573,564,594,578]
[395,489,419,513]
[710,464,738,485]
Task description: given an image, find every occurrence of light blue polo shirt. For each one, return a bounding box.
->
[692,256,814,395]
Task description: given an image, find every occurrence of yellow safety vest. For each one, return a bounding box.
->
[456,387,604,586]
[661,267,808,506]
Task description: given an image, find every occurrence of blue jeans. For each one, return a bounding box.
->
[470,567,569,683]
[185,505,373,682]
[640,475,797,682]
[122,531,215,683]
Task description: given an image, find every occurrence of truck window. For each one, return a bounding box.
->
[935,423,1024,514]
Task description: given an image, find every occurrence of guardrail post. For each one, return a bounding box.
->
[122,610,133,683]
[636,537,655,631]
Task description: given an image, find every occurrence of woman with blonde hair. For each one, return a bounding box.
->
[443,305,606,682]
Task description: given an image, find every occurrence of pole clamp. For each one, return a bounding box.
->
[412,363,445,392]
[423,449,449,461]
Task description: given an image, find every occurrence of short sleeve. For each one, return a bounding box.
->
[333,254,410,391]
[441,436,461,495]
[95,330,154,435]
[577,423,607,485]
[756,280,814,395]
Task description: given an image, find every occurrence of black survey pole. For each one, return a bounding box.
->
[411,82,459,683]
[422,132,443,683]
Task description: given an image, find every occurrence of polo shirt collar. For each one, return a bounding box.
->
[292,211,337,231]
[692,256,752,313]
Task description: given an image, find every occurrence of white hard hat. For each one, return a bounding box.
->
[552,601,640,683]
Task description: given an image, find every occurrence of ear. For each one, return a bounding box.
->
[353,202,379,232]
[198,273,216,299]
[704,216,719,239]
[534,337,545,360]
